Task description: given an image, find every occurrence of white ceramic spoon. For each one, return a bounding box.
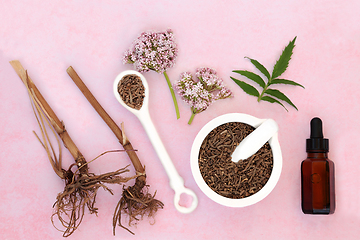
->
[113,70,198,214]
[231,118,279,162]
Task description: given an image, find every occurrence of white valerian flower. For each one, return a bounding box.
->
[175,67,233,125]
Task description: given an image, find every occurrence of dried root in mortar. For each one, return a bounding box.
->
[67,67,163,235]
[198,122,273,199]
[10,61,135,237]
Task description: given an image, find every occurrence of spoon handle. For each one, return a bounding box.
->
[137,109,198,213]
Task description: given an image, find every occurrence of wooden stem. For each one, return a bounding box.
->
[10,60,88,175]
[66,66,145,178]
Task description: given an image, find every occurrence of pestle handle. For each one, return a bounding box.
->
[231,119,278,162]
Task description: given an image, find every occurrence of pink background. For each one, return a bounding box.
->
[1,0,360,239]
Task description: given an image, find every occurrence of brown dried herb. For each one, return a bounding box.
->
[198,122,273,199]
[118,74,145,110]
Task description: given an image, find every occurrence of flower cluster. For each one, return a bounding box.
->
[175,67,232,124]
[123,29,178,73]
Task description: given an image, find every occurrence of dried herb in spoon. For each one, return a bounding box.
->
[118,74,145,110]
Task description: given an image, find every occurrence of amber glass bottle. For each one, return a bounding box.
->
[301,117,335,214]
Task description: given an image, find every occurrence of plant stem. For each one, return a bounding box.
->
[258,82,270,102]
[188,110,196,125]
[67,66,145,181]
[163,71,180,119]
[10,60,88,175]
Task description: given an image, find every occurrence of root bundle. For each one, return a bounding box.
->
[11,61,134,237]
[11,61,164,237]
[113,177,164,235]
[53,165,132,237]
[67,66,164,235]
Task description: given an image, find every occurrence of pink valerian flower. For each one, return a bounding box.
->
[175,67,233,124]
[123,29,181,119]
[123,29,178,73]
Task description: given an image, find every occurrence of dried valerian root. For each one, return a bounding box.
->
[113,177,164,235]
[199,122,273,199]
[52,163,134,237]
[66,66,164,236]
[11,61,135,237]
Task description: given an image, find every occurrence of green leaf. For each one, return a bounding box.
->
[265,88,298,110]
[271,36,297,80]
[232,70,266,88]
[245,57,270,80]
[270,79,305,88]
[261,96,288,111]
[230,77,259,97]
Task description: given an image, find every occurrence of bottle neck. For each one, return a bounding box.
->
[306,151,328,159]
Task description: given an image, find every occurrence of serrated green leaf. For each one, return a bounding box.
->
[245,57,270,80]
[230,77,259,97]
[261,96,288,111]
[265,88,298,110]
[232,70,266,88]
[270,79,305,88]
[271,36,297,80]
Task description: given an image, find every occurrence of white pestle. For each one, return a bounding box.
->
[113,70,198,214]
[231,119,279,162]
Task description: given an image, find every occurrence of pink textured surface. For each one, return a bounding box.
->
[1,0,360,239]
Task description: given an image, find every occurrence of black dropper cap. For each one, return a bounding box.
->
[306,117,329,152]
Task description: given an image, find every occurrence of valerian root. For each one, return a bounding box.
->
[10,61,136,237]
[67,66,164,236]
[112,177,164,235]
[52,164,135,237]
